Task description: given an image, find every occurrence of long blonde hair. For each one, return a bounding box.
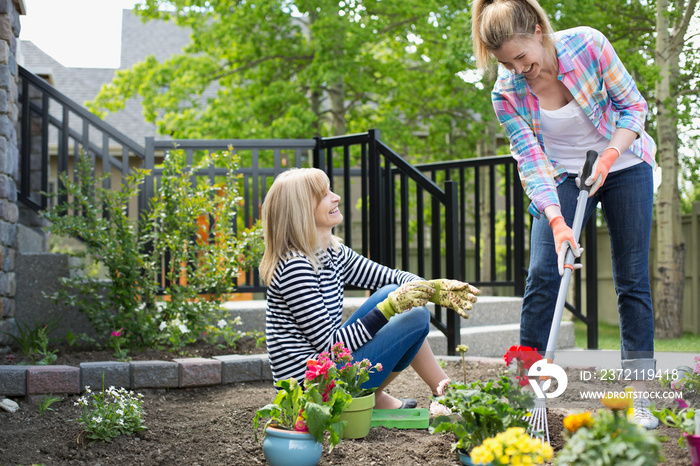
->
[471,0,555,70]
[258,168,341,284]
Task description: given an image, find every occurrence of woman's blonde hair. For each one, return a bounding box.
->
[471,0,555,70]
[258,168,341,284]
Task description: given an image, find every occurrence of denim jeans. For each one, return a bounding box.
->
[520,162,655,378]
[342,284,430,389]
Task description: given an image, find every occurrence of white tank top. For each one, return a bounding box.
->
[540,99,642,174]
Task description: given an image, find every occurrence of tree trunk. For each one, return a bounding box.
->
[653,0,686,338]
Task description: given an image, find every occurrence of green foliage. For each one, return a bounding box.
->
[252,377,352,452]
[89,0,488,161]
[650,402,696,446]
[37,394,62,417]
[556,409,663,466]
[1,320,59,365]
[428,374,534,452]
[42,150,264,352]
[73,385,147,443]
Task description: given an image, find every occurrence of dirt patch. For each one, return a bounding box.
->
[0,354,693,465]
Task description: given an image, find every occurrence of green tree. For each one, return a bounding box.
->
[539,0,698,338]
[88,1,491,162]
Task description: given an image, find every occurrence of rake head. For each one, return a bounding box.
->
[527,396,550,446]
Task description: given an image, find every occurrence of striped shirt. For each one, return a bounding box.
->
[265,244,421,383]
[492,26,656,218]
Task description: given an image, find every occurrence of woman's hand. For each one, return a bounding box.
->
[549,215,583,275]
[376,280,436,319]
[428,279,481,318]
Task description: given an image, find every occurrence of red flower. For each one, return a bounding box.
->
[321,380,336,402]
[111,328,123,338]
[503,345,540,369]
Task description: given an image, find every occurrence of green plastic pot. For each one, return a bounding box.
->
[339,392,375,439]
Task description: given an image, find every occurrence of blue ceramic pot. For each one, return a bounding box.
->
[262,426,323,466]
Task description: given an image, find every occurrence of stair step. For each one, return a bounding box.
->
[427,321,576,358]
[222,297,576,359]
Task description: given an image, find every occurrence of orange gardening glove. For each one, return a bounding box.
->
[549,215,583,276]
[581,147,620,196]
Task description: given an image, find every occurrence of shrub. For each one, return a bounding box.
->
[43,149,263,352]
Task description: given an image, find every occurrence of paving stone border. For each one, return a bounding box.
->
[0,353,273,397]
[0,354,506,398]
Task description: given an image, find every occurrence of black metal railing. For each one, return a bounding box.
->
[18,66,144,213]
[16,65,600,351]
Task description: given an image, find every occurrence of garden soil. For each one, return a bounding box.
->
[0,341,693,465]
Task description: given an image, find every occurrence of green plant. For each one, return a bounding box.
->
[330,342,382,398]
[428,374,534,453]
[42,149,264,352]
[556,409,663,466]
[73,384,146,443]
[253,352,352,452]
[1,320,60,365]
[651,400,697,446]
[37,394,62,417]
[469,426,553,465]
[34,326,58,365]
[109,328,129,360]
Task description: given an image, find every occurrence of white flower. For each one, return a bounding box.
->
[118,418,124,425]
[178,323,189,334]
[159,321,167,331]
[116,409,124,416]
[429,400,452,417]
[93,416,103,423]
[217,319,227,329]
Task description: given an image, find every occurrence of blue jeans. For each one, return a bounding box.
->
[341,284,430,389]
[520,162,655,378]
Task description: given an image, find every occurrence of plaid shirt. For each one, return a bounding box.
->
[492,26,656,218]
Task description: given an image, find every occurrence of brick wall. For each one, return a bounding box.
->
[0,0,23,343]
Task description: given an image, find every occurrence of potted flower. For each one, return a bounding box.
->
[652,400,700,465]
[330,342,383,439]
[252,354,352,466]
[556,405,663,465]
[469,427,553,465]
[429,374,534,465]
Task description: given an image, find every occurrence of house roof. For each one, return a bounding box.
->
[18,9,190,145]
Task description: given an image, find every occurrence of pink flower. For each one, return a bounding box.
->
[305,357,333,381]
[294,411,308,432]
[675,398,689,409]
[694,355,700,362]
[111,328,123,338]
[694,362,700,375]
[321,380,336,402]
[375,363,383,372]
[436,378,451,396]
[671,379,685,391]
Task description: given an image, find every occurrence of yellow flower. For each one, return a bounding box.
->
[601,392,632,410]
[563,412,593,433]
[470,427,553,465]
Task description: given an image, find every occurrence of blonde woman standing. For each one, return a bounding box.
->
[259,168,479,409]
[471,0,658,427]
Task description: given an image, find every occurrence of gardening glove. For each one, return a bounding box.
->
[575,147,619,197]
[549,215,583,276]
[376,280,435,320]
[428,279,481,319]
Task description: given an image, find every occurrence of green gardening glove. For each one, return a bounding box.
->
[376,280,436,320]
[428,279,481,319]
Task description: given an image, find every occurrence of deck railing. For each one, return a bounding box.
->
[16,65,600,352]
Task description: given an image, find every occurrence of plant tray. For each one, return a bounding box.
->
[370,408,429,429]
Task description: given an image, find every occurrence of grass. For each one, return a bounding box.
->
[574,320,700,352]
